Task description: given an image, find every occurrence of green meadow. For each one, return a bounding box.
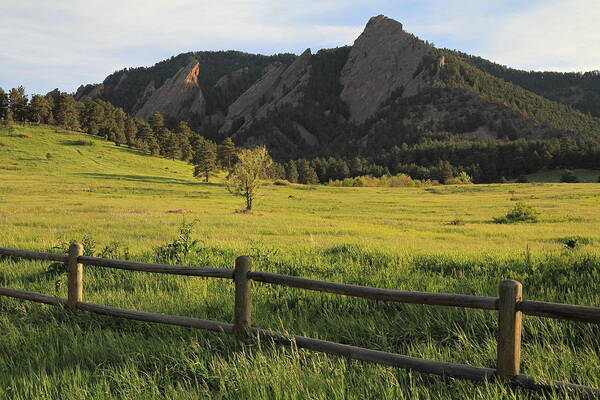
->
[0,125,598,399]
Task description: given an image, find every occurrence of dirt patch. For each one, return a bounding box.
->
[166,209,193,214]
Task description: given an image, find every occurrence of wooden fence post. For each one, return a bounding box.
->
[233,256,252,341]
[496,279,523,380]
[67,242,84,311]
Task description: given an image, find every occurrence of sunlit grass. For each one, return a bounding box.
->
[0,125,598,399]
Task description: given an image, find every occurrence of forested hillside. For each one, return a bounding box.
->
[454,50,600,117]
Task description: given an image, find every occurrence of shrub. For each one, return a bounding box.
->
[445,218,465,226]
[557,236,593,249]
[328,173,424,188]
[45,153,53,160]
[560,170,578,183]
[154,221,202,264]
[47,235,97,275]
[98,241,130,259]
[273,179,291,186]
[493,203,540,224]
[445,171,472,185]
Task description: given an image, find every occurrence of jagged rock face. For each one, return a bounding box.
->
[135,61,206,122]
[214,67,250,89]
[221,49,312,136]
[339,15,432,123]
[131,81,156,115]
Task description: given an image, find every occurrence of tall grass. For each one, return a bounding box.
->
[0,125,598,399]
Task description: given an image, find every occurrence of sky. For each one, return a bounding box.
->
[1,0,599,95]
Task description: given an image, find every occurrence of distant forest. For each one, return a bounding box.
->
[1,85,599,184]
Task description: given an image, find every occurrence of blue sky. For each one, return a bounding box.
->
[1,0,599,95]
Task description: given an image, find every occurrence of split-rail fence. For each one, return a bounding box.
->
[0,244,598,394]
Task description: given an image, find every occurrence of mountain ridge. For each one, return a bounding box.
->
[72,15,600,159]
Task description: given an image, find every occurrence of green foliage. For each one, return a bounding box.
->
[455,50,600,117]
[8,86,28,122]
[217,137,237,171]
[226,146,272,210]
[435,50,600,139]
[192,138,218,182]
[2,127,600,397]
[154,221,202,264]
[558,236,593,249]
[560,169,579,183]
[493,203,540,224]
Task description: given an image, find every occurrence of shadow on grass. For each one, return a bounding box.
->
[78,172,221,187]
[60,140,95,146]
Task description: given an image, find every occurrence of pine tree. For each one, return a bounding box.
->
[29,94,52,124]
[81,99,103,135]
[193,139,217,182]
[113,109,126,146]
[0,88,9,120]
[8,86,28,122]
[285,160,299,183]
[124,117,137,147]
[55,93,80,130]
[174,121,194,161]
[163,131,181,159]
[296,159,318,184]
[218,137,237,171]
[136,122,160,155]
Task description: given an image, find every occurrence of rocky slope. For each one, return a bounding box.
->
[134,60,205,122]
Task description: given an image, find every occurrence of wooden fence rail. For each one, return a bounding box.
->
[0,245,598,394]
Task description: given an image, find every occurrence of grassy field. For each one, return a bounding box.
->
[0,125,598,399]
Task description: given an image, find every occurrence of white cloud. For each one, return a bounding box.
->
[407,0,600,72]
[0,0,365,93]
[1,0,599,94]
[486,0,600,71]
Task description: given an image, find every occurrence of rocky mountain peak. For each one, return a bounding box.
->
[339,15,431,123]
[365,14,402,31]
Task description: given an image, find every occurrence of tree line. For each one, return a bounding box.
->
[2,85,598,185]
[0,86,241,180]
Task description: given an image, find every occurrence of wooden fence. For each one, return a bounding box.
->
[0,244,598,394]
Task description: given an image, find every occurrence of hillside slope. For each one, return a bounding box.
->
[0,125,194,183]
[454,51,600,117]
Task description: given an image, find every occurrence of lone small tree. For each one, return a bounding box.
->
[226,146,272,211]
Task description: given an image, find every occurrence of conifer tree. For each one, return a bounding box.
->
[297,159,319,184]
[285,160,299,183]
[55,93,80,130]
[29,94,53,124]
[174,121,194,161]
[193,139,217,182]
[163,131,181,159]
[218,137,237,171]
[124,117,137,147]
[0,88,10,120]
[137,122,160,155]
[8,86,28,122]
[113,108,126,146]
